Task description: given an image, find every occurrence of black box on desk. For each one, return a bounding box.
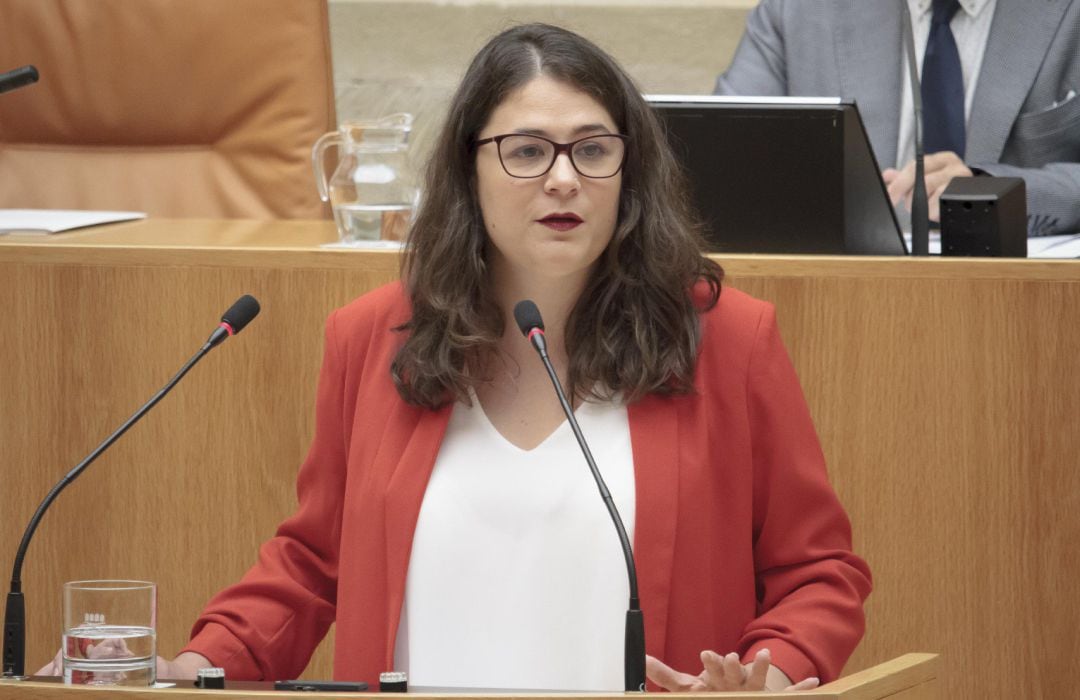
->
[940,176,1027,257]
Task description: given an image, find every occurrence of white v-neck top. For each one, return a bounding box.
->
[393,395,635,690]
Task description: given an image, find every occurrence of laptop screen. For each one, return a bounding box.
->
[647,95,907,255]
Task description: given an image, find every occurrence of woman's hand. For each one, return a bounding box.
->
[34,648,64,676]
[646,648,820,692]
[35,649,211,681]
[157,651,213,680]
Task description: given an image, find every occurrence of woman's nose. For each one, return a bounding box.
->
[544,153,580,193]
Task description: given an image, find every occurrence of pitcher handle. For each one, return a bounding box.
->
[311,131,343,203]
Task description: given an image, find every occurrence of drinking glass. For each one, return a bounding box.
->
[62,580,156,686]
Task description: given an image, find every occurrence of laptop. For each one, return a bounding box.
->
[647,95,907,255]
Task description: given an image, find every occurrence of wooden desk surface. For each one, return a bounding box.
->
[2,219,1077,699]
[3,217,1078,278]
[0,653,942,699]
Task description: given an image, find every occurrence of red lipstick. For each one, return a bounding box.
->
[537,212,583,231]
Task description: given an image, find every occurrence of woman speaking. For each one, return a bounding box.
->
[42,22,872,693]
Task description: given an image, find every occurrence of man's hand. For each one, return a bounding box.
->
[646,648,820,692]
[883,151,973,222]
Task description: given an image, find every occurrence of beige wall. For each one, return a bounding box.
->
[327,0,753,167]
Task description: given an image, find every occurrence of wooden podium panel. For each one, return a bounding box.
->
[2,220,1078,699]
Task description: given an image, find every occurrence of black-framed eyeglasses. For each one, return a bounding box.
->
[475,133,628,179]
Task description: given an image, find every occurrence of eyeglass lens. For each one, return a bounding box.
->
[497,135,625,178]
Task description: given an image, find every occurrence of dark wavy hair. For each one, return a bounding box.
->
[391,23,723,408]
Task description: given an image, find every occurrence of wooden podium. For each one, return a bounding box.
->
[0,653,939,699]
[3,219,1079,699]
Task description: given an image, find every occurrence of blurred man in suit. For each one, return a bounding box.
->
[715,0,1080,236]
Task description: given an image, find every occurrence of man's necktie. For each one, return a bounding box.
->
[921,0,966,156]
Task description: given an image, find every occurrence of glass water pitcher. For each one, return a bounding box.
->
[312,113,418,243]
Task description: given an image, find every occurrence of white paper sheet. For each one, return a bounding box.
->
[1027,233,1080,258]
[902,231,1080,258]
[0,209,147,234]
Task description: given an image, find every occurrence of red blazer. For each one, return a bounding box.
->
[184,282,871,686]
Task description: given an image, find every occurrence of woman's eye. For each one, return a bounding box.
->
[507,145,545,160]
[576,142,606,159]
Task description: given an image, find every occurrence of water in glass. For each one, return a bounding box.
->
[63,624,155,685]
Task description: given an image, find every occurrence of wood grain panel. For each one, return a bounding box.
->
[733,274,1080,700]
[2,220,1077,698]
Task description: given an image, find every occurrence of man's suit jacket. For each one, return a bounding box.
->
[715,0,1080,236]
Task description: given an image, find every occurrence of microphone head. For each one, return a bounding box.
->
[221,294,260,334]
[513,300,544,337]
[0,65,39,94]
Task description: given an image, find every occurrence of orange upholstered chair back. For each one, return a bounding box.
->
[0,0,336,218]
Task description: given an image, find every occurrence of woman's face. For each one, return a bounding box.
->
[475,74,622,289]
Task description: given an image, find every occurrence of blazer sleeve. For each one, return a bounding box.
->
[181,308,353,680]
[969,161,1080,237]
[713,0,789,96]
[735,303,873,684]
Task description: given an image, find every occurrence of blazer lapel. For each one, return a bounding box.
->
[382,401,453,666]
[834,0,904,167]
[627,393,680,663]
[966,0,1070,161]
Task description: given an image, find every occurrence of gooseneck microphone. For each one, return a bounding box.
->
[900,0,931,255]
[0,65,39,95]
[512,300,646,693]
[2,295,260,679]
